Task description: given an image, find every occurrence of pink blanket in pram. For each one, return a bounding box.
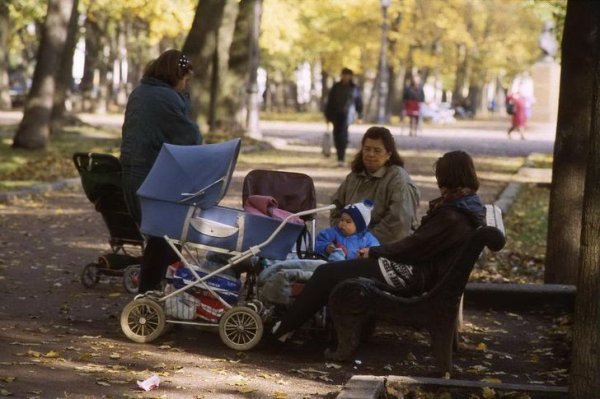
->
[243,195,304,225]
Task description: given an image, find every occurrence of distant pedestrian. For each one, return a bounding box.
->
[506,92,526,140]
[403,75,425,136]
[324,68,363,167]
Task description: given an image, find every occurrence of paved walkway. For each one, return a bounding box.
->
[0,111,555,157]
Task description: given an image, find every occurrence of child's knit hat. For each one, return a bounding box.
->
[343,199,374,233]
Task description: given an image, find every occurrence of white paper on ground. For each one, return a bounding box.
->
[137,375,160,391]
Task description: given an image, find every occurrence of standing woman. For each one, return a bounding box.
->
[120,49,202,293]
[506,92,526,140]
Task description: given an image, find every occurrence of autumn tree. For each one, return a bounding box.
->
[12,0,74,150]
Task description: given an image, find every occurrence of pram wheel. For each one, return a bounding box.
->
[219,306,263,351]
[81,263,100,288]
[122,265,141,294]
[120,298,166,343]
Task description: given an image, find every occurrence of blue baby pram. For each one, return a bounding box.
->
[120,139,334,350]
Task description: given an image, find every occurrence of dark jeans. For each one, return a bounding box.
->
[274,258,386,337]
[331,112,350,162]
[121,167,178,293]
[138,236,179,293]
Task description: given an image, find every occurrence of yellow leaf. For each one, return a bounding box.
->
[477,342,487,351]
[528,354,539,363]
[273,392,288,399]
[108,292,121,297]
[482,386,496,398]
[45,350,60,358]
[237,387,256,394]
[27,350,42,358]
[109,353,121,359]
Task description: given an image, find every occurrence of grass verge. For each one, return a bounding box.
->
[471,183,549,284]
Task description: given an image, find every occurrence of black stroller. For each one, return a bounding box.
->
[73,153,144,293]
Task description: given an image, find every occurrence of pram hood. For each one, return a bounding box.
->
[137,139,241,208]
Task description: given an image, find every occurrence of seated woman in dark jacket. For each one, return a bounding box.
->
[271,150,486,343]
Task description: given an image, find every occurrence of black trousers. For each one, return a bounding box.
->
[274,258,386,337]
[138,236,179,293]
[331,112,350,162]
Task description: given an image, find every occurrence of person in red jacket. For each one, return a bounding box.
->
[506,92,527,140]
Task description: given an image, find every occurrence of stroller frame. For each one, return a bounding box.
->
[120,204,335,350]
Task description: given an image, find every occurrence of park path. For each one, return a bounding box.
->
[0,110,556,158]
[0,111,567,398]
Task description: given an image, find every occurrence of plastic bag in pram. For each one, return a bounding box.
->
[164,261,241,322]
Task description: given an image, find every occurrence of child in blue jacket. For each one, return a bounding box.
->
[316,200,380,261]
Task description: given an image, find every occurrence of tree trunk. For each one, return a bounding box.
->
[569,6,600,395]
[80,17,102,112]
[225,0,252,130]
[452,44,469,108]
[13,0,74,150]
[51,0,80,132]
[208,45,219,131]
[545,0,596,284]
[245,0,262,138]
[182,0,239,126]
[467,83,482,117]
[0,2,11,110]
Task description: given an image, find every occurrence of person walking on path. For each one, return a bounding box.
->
[120,49,202,293]
[506,92,527,140]
[402,75,425,137]
[324,68,363,167]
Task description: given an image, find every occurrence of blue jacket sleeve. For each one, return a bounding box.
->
[364,232,380,248]
[315,228,336,256]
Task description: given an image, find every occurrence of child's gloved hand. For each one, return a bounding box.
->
[327,248,346,262]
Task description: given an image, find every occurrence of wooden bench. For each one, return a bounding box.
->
[325,205,506,376]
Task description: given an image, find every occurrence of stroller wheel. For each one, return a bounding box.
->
[120,298,165,343]
[219,306,263,351]
[122,265,141,294]
[81,263,100,288]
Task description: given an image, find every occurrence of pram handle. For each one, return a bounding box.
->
[179,177,225,204]
[288,203,337,219]
[246,203,337,255]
